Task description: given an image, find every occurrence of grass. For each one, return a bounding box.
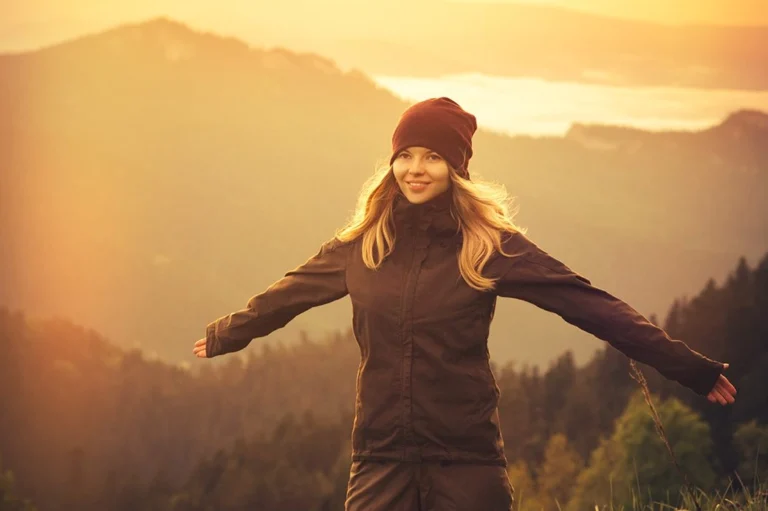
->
[606,362,765,511]
[616,476,767,510]
[513,361,767,511]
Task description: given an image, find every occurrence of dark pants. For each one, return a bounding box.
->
[344,460,515,511]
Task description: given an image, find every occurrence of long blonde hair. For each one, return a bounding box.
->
[335,161,527,291]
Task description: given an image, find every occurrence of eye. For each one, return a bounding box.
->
[396,152,441,161]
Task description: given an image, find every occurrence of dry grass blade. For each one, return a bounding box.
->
[629,360,703,511]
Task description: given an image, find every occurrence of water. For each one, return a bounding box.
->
[372,73,768,136]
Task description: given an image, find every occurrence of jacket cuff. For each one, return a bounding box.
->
[205,321,220,358]
[681,357,725,396]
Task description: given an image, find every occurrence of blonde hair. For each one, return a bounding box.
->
[336,161,527,292]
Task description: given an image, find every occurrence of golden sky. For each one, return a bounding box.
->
[4,0,768,26]
[453,0,768,25]
[1,0,766,55]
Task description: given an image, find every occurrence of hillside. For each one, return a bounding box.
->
[3,4,768,90]
[1,18,767,368]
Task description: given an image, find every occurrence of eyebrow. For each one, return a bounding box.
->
[400,149,436,154]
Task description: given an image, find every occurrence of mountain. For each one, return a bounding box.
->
[2,18,767,369]
[565,109,768,175]
[3,3,768,90]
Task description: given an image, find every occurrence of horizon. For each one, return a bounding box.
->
[4,16,767,137]
[3,6,767,371]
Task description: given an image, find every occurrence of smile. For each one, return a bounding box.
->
[406,182,430,191]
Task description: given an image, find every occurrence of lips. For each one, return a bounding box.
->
[406,181,430,192]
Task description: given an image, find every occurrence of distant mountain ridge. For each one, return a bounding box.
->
[567,109,768,140]
[3,3,768,90]
[23,17,346,77]
[564,110,768,175]
[9,17,768,142]
[2,18,767,370]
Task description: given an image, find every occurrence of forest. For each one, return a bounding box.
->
[1,253,766,510]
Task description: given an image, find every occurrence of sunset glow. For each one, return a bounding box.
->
[450,0,768,25]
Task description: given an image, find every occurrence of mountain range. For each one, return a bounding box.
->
[2,3,768,90]
[2,18,766,369]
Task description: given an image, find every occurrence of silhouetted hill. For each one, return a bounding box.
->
[1,18,767,370]
[566,109,768,144]
[30,17,344,76]
[564,109,768,175]
[4,5,768,90]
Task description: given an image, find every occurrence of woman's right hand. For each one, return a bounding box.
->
[707,363,736,405]
[193,337,208,358]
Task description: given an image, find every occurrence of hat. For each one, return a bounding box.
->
[389,97,477,179]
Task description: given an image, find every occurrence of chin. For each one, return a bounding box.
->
[403,191,432,204]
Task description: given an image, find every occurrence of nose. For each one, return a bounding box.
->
[407,154,427,174]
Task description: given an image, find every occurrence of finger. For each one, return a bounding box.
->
[195,349,207,358]
[193,343,206,355]
[707,393,717,403]
[716,387,733,405]
[716,376,737,398]
[722,376,737,395]
[709,386,725,405]
[716,391,727,405]
[194,338,206,347]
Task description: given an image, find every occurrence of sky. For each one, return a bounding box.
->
[451,0,768,25]
[1,0,767,55]
[3,0,768,33]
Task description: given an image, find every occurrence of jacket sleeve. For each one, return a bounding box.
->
[205,237,350,358]
[492,232,724,396]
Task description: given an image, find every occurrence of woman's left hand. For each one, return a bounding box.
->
[707,363,737,405]
[193,337,209,358]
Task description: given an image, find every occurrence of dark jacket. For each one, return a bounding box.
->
[205,189,725,467]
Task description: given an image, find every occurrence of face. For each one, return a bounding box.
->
[392,146,451,204]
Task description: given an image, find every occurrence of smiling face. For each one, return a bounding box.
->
[391,146,451,204]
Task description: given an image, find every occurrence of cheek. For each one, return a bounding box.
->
[433,164,450,178]
[434,180,451,194]
[391,164,407,180]
[432,166,451,186]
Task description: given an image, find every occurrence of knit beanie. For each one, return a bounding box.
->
[389,97,477,179]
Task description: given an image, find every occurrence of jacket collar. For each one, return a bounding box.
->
[392,187,460,237]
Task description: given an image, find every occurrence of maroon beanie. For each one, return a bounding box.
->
[389,97,477,179]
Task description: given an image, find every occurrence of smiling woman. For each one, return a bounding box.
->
[389,98,474,201]
[392,146,451,202]
[195,95,735,511]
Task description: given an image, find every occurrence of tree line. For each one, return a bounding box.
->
[1,253,766,510]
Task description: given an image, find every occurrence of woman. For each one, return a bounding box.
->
[193,97,737,510]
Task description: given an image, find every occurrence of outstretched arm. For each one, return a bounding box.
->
[194,237,350,359]
[492,232,734,401]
